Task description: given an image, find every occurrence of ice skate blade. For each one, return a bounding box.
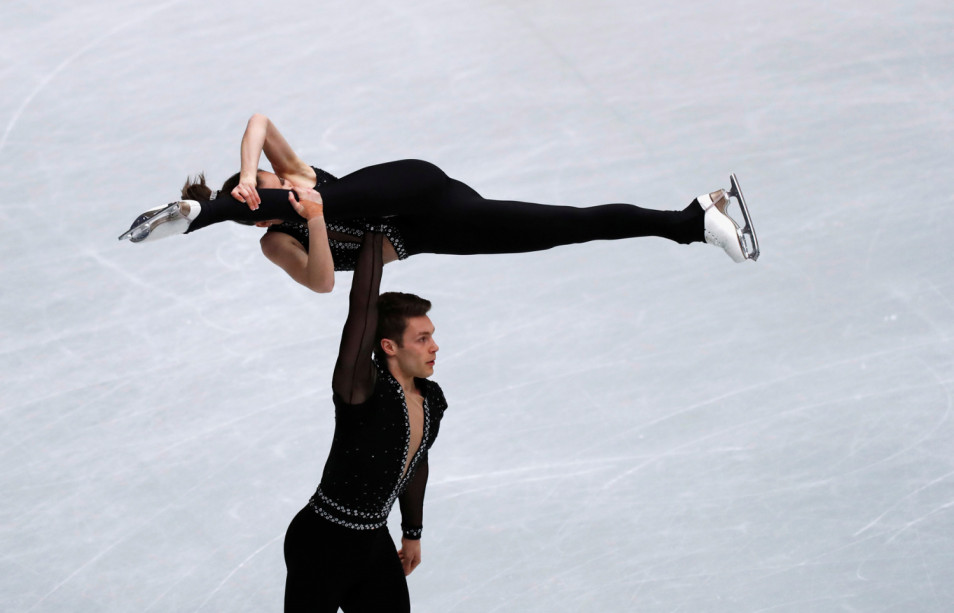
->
[726,173,759,261]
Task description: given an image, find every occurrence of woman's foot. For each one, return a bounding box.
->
[118,200,202,242]
[694,189,748,263]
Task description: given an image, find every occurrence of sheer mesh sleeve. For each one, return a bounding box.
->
[331,232,384,405]
[399,454,429,540]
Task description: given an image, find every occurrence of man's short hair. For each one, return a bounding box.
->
[374,292,432,360]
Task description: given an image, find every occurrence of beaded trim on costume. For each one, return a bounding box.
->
[384,359,431,539]
[314,487,389,519]
[266,220,408,272]
[309,497,387,531]
[309,488,389,531]
[326,220,409,261]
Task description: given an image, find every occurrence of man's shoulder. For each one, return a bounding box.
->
[418,377,445,395]
[419,378,448,414]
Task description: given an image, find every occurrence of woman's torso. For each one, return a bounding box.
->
[269,166,407,271]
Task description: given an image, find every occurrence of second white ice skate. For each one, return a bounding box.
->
[695,174,759,262]
[118,200,201,243]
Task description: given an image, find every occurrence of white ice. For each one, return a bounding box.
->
[2,0,954,611]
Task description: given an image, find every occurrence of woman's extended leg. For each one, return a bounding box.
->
[395,179,705,256]
[316,161,704,250]
[317,160,706,252]
[185,195,301,233]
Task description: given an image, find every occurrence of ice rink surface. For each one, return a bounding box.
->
[2,0,954,611]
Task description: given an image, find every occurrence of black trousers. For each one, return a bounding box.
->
[189,159,703,252]
[284,506,410,613]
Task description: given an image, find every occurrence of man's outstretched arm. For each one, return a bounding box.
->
[332,232,384,405]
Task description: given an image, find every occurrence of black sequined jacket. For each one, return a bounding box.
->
[310,358,447,539]
[308,232,447,540]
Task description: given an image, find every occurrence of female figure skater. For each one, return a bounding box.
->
[120,114,759,293]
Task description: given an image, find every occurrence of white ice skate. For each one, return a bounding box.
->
[118,200,201,243]
[695,174,759,262]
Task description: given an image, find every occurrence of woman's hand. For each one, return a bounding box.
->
[288,186,323,220]
[232,178,261,209]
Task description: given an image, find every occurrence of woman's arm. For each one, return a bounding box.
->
[259,190,335,293]
[234,114,316,206]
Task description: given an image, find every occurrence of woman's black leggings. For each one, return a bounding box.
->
[284,506,409,613]
[188,159,704,253]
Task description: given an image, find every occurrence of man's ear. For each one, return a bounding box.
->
[380,338,398,356]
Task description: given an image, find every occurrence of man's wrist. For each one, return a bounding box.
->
[304,203,324,221]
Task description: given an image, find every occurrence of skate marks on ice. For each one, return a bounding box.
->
[0,0,190,156]
[3,0,954,611]
[421,333,954,611]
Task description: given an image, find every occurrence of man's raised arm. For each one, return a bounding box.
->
[332,232,384,405]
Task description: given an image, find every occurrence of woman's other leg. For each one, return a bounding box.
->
[400,180,705,256]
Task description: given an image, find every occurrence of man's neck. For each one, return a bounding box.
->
[387,361,418,397]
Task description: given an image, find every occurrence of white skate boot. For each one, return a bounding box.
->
[118,200,201,243]
[695,174,759,262]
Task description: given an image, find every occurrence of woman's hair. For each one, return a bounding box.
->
[181,171,249,200]
[181,172,212,201]
[181,171,258,225]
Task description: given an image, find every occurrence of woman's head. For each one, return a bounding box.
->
[181,170,293,201]
[181,170,292,227]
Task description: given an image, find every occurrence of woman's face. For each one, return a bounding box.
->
[257,170,294,190]
[254,171,294,227]
[255,170,294,228]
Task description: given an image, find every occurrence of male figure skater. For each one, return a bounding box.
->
[282,221,447,612]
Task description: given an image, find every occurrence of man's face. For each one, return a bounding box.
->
[390,315,439,379]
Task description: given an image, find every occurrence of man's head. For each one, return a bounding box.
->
[376,292,438,379]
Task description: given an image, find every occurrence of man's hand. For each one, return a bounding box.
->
[398,538,421,576]
[289,186,324,220]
